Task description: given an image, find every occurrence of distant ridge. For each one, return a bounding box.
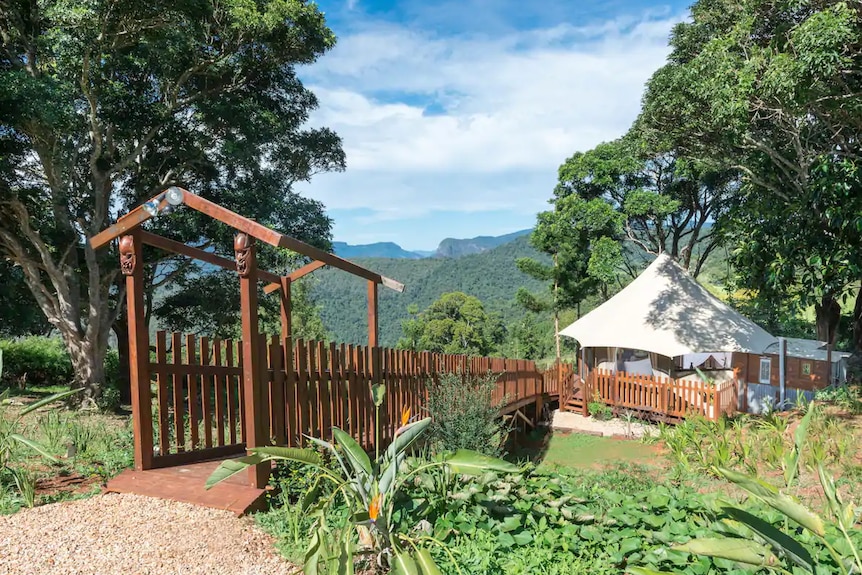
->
[332,229,535,261]
[433,229,532,258]
[332,241,424,259]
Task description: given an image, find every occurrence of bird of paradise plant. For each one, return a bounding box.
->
[207,401,520,574]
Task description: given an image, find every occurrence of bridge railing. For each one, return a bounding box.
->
[145,332,553,468]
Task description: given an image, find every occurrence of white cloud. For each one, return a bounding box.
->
[296,10,684,245]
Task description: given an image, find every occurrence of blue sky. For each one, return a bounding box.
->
[296,0,691,251]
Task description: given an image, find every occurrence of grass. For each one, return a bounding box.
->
[537,432,661,471]
[0,388,133,514]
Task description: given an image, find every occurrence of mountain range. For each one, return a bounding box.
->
[312,233,549,347]
[332,229,532,260]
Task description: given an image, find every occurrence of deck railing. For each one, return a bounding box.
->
[586,369,737,421]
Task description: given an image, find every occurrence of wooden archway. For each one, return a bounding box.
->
[90,187,404,486]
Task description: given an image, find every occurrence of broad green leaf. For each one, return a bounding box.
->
[305,527,323,575]
[817,465,846,527]
[378,451,406,496]
[371,383,386,407]
[444,449,520,475]
[674,538,779,566]
[251,446,322,466]
[391,549,419,575]
[415,548,443,575]
[204,455,263,489]
[794,403,815,449]
[783,450,799,488]
[336,530,354,575]
[385,417,431,461]
[717,467,826,536]
[332,427,372,479]
[9,434,59,462]
[722,506,814,572]
[20,388,81,415]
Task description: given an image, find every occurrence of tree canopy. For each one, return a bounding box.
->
[397,292,504,356]
[0,0,344,396]
[638,0,862,346]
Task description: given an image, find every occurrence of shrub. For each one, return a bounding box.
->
[588,401,612,421]
[0,337,73,387]
[425,371,510,458]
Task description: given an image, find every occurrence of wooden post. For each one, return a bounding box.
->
[367,280,378,348]
[235,233,269,488]
[279,276,292,344]
[119,231,153,470]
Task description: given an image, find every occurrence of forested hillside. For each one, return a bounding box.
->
[313,235,550,346]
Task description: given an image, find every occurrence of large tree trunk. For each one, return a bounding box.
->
[814,294,841,345]
[62,329,109,403]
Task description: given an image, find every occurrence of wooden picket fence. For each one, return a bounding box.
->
[587,369,737,421]
[147,332,551,467]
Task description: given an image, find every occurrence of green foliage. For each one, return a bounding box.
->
[425,372,510,458]
[0,337,73,388]
[638,0,862,347]
[0,0,343,395]
[208,408,518,574]
[588,401,612,421]
[680,465,862,574]
[814,384,862,414]
[0,262,50,337]
[520,192,624,311]
[399,292,504,356]
[313,235,550,348]
[553,134,734,283]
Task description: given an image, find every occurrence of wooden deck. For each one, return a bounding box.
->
[105,458,268,516]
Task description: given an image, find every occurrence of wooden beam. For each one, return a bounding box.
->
[120,231,154,470]
[90,197,170,249]
[236,234,269,489]
[181,191,404,292]
[280,277,292,343]
[263,260,327,295]
[139,231,281,284]
[367,280,378,348]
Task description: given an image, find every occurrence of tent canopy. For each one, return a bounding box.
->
[559,254,776,358]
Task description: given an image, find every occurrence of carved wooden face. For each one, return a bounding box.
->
[234,233,252,276]
[119,235,135,275]
[234,233,251,253]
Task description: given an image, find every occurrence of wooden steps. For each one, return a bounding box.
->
[106,458,268,516]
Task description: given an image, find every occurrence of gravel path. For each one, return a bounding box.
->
[0,493,298,575]
[551,409,658,438]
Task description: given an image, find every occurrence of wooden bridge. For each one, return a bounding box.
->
[107,334,560,514]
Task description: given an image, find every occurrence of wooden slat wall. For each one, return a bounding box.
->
[149,333,548,463]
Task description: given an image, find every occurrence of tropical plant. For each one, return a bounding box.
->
[0,387,80,473]
[425,372,510,458]
[206,411,520,574]
[672,466,861,575]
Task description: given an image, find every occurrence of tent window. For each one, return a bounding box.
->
[759,358,772,384]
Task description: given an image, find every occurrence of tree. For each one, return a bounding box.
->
[554,134,736,279]
[638,0,862,347]
[517,193,624,362]
[399,292,504,356]
[396,304,423,352]
[0,261,51,337]
[0,0,344,398]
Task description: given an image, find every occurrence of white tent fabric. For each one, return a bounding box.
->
[559,254,776,357]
